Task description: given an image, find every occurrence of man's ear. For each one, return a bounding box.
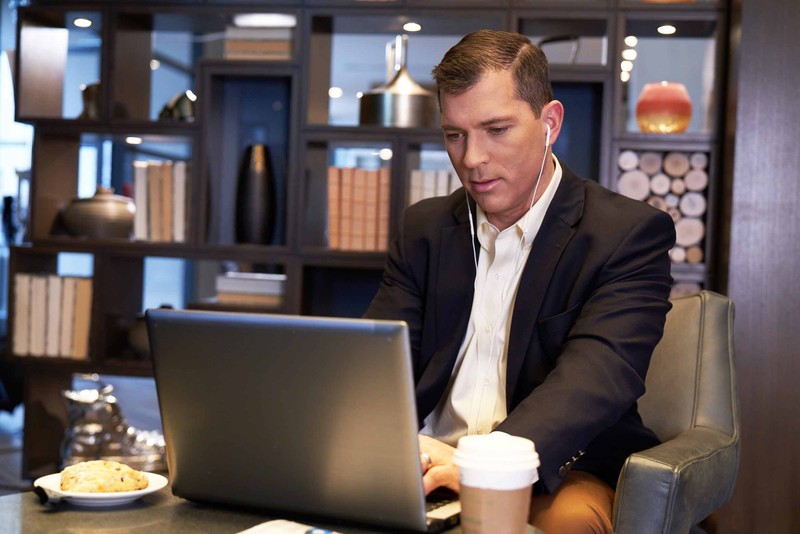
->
[541,100,565,147]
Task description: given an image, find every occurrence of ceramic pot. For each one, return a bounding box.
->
[62,186,135,239]
[635,81,693,134]
[235,144,275,244]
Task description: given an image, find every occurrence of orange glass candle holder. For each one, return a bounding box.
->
[635,81,693,134]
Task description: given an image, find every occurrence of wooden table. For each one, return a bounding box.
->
[1,487,544,533]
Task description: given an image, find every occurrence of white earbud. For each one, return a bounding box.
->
[545,124,551,148]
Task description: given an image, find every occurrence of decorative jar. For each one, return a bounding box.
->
[635,81,693,134]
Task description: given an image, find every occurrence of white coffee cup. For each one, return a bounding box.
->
[454,433,540,534]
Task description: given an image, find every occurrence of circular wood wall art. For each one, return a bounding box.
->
[684,169,709,191]
[649,173,672,196]
[667,206,682,222]
[617,170,650,200]
[686,245,704,264]
[663,151,690,177]
[669,246,687,263]
[679,191,707,217]
[664,193,680,208]
[690,152,708,169]
[639,151,663,175]
[618,150,639,171]
[675,217,705,247]
[671,178,687,195]
[646,195,668,211]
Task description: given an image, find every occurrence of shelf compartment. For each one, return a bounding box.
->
[199,62,296,249]
[517,13,611,66]
[302,265,384,318]
[302,139,393,251]
[110,8,300,123]
[617,12,721,136]
[28,130,194,244]
[16,8,102,122]
[306,10,505,127]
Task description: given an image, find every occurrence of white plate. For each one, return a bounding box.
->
[34,471,168,507]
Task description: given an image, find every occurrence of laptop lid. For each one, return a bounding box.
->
[147,308,443,532]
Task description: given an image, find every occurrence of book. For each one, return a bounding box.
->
[421,170,437,201]
[72,277,93,360]
[215,292,283,307]
[59,276,77,358]
[215,272,287,296]
[160,160,174,242]
[350,168,367,251]
[173,160,187,243]
[12,273,31,356]
[436,169,451,197]
[28,274,47,357]
[327,166,341,250]
[45,275,62,357]
[133,161,149,241]
[147,161,163,242]
[340,167,354,250]
[377,167,391,252]
[408,169,425,206]
[363,169,380,251]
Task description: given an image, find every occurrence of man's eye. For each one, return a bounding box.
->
[445,132,462,141]
[489,127,508,135]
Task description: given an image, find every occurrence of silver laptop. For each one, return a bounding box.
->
[146,308,460,532]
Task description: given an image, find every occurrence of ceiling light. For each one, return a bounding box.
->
[185,90,197,102]
[620,71,631,83]
[620,60,633,72]
[378,149,393,161]
[624,35,638,48]
[621,49,637,61]
[403,22,422,32]
[73,18,92,29]
[233,13,296,28]
[150,59,160,70]
[126,137,143,145]
[328,87,343,99]
[658,24,677,35]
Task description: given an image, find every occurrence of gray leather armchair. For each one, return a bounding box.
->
[612,290,739,534]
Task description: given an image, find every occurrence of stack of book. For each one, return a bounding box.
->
[407,168,462,206]
[327,166,391,252]
[222,26,292,61]
[13,273,93,359]
[215,272,286,308]
[132,160,189,243]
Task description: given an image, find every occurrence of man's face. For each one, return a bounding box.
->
[440,69,552,231]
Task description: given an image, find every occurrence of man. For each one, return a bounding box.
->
[365,30,675,533]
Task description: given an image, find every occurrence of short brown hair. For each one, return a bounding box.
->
[431,30,553,117]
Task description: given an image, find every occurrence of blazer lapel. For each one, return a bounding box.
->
[505,169,585,406]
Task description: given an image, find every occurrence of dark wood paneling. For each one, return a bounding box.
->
[717,0,800,531]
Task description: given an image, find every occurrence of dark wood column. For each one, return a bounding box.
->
[717,0,800,531]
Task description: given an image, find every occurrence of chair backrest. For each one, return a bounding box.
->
[638,290,738,442]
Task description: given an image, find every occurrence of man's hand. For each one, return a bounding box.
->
[418,435,460,495]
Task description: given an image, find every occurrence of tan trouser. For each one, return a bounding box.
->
[528,471,615,534]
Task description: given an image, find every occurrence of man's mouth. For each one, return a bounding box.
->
[471,178,500,193]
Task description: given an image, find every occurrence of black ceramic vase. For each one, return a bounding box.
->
[235,144,276,244]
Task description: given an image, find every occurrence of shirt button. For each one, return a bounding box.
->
[477,429,485,435]
[485,326,491,333]
[495,273,502,280]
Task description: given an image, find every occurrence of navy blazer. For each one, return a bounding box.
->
[365,165,676,492]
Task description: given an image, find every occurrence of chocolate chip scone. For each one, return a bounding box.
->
[60,460,149,492]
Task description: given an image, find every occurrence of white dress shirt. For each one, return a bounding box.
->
[420,156,563,446]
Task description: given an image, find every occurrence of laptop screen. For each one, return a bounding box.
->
[147,309,437,531]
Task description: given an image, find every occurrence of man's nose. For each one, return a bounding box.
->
[463,137,488,169]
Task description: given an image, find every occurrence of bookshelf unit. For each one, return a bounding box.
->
[8,0,730,478]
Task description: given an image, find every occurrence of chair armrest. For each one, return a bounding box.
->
[612,427,739,534]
